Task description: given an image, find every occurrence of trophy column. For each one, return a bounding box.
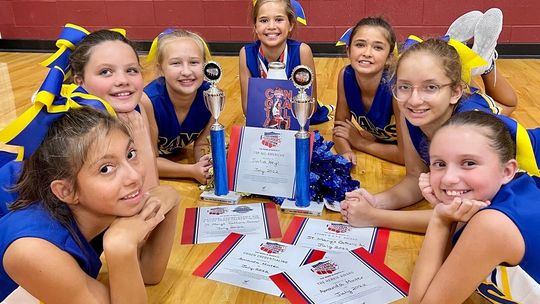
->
[291,66,316,207]
[203,61,228,196]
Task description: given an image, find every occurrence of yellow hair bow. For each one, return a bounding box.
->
[401,35,487,85]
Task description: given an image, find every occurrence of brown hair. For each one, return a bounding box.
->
[69,30,139,81]
[251,0,296,26]
[11,107,130,230]
[436,111,515,163]
[348,16,396,59]
[394,38,462,90]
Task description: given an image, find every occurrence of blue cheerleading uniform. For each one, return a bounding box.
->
[0,161,21,217]
[144,77,212,156]
[244,39,332,124]
[453,173,540,302]
[0,204,102,301]
[406,91,540,177]
[342,65,396,143]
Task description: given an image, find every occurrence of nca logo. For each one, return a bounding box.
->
[326,223,352,234]
[259,242,286,254]
[207,207,226,215]
[260,132,281,148]
[310,261,338,275]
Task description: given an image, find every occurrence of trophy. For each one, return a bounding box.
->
[291,65,316,207]
[203,61,228,196]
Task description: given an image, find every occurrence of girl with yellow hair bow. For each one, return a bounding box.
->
[1,25,165,215]
[141,29,214,185]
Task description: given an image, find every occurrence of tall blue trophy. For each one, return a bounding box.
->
[280,66,323,215]
[203,61,228,196]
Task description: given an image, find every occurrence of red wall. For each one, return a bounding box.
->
[1,0,540,43]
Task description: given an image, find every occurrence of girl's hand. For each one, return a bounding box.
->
[340,189,378,227]
[434,197,491,224]
[117,111,145,135]
[192,154,212,184]
[143,185,179,219]
[418,173,442,207]
[341,150,357,166]
[104,200,165,251]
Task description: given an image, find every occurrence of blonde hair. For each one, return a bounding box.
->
[155,30,210,65]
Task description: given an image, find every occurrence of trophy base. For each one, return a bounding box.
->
[280,199,325,216]
[200,190,241,205]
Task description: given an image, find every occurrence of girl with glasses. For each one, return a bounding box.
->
[340,38,540,233]
[333,12,517,166]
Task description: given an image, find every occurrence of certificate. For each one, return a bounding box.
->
[193,232,326,297]
[181,202,281,244]
[270,247,409,304]
[281,217,389,261]
[227,126,297,198]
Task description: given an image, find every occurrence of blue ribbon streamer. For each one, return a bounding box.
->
[295,136,310,207]
[211,128,228,195]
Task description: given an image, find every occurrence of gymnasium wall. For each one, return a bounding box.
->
[0,0,539,44]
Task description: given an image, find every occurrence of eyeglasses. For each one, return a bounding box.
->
[392,83,453,102]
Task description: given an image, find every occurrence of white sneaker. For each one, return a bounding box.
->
[446,10,483,43]
[472,8,503,75]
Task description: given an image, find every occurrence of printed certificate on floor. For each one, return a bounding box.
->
[281,217,389,260]
[271,247,409,304]
[181,202,281,244]
[193,233,325,297]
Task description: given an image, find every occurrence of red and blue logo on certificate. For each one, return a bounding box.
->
[207,207,226,215]
[326,223,352,234]
[310,261,338,275]
[259,241,286,254]
[260,131,282,148]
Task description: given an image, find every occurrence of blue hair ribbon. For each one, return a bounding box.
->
[336,27,352,46]
[0,24,117,167]
[39,23,90,74]
[291,0,306,25]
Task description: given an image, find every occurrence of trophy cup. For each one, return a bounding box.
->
[203,61,228,196]
[290,65,316,208]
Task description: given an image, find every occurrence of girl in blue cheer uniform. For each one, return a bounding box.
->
[410,110,540,303]
[1,27,160,216]
[0,107,178,303]
[239,0,333,124]
[141,29,213,184]
[333,17,402,165]
[341,38,540,233]
[333,11,518,166]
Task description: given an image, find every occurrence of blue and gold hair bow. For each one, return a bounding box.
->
[401,35,487,85]
[0,68,115,167]
[146,28,212,64]
[252,0,306,25]
[39,23,126,80]
[0,24,117,167]
[336,27,352,47]
[39,23,90,74]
